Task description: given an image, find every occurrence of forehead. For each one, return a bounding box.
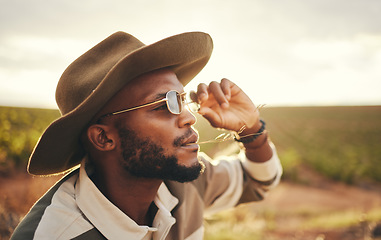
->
[126,68,183,98]
[101,68,183,113]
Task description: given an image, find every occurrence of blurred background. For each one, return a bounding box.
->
[1,0,381,239]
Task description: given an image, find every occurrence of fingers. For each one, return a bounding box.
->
[220,78,231,101]
[190,78,257,131]
[197,107,221,128]
[194,78,232,106]
[209,81,229,109]
[196,83,208,102]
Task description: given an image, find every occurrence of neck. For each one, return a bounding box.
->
[91,169,162,226]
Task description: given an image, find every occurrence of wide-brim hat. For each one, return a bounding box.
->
[28,31,213,175]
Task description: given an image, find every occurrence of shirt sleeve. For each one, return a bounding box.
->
[200,155,244,217]
[241,141,283,189]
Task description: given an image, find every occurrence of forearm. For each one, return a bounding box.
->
[239,119,282,184]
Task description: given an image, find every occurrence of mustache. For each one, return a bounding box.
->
[173,128,194,147]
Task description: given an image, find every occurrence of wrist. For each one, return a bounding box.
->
[244,130,269,149]
[244,131,272,163]
[234,119,266,144]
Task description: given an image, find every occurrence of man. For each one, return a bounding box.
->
[11,31,282,239]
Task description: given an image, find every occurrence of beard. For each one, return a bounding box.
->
[117,126,205,183]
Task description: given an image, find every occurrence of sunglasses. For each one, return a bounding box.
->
[98,90,200,121]
[97,90,267,145]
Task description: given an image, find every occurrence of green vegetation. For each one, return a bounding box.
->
[203,203,381,240]
[204,207,264,240]
[259,106,381,184]
[0,106,60,173]
[1,105,381,185]
[301,208,381,230]
[195,105,381,185]
[1,105,381,239]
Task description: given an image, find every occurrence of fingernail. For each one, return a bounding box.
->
[198,109,205,115]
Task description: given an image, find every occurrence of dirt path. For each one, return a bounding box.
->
[255,181,381,213]
[247,171,381,240]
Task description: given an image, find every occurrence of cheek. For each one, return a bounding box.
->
[150,129,175,147]
[139,122,177,146]
[123,113,178,146]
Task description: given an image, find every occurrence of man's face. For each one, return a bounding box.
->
[104,68,205,182]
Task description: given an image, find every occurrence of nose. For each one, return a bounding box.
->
[178,108,196,127]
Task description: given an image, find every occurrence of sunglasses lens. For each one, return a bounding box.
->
[167,90,182,114]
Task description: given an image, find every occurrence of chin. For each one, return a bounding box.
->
[177,154,199,167]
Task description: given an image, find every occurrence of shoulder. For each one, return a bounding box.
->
[11,169,92,240]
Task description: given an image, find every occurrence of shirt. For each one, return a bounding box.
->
[11,144,282,240]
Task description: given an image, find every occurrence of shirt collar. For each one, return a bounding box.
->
[156,183,179,212]
[75,160,178,240]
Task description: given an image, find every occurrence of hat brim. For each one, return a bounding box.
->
[28,32,213,175]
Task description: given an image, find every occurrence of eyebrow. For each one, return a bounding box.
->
[152,93,167,101]
[146,90,185,103]
[141,93,166,105]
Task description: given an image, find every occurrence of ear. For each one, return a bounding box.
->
[87,124,117,151]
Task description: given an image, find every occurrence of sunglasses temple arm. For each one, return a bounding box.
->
[109,98,168,116]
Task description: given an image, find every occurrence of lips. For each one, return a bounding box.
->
[182,132,199,146]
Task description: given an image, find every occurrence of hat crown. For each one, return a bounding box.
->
[56,32,145,115]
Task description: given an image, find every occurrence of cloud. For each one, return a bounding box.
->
[1,0,381,107]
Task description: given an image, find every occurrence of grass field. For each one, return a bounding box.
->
[1,105,381,239]
[196,105,381,185]
[1,105,380,184]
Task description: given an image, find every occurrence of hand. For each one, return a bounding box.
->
[191,78,260,132]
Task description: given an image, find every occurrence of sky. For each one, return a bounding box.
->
[1,0,380,109]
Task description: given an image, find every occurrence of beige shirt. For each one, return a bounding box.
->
[12,145,282,240]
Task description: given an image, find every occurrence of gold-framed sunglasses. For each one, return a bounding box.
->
[97,89,266,145]
[98,90,200,121]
